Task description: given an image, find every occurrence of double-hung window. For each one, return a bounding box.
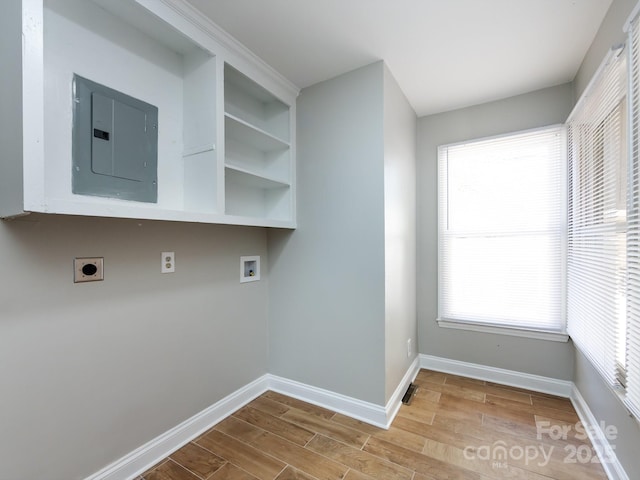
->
[626,6,640,420]
[566,43,627,390]
[436,9,640,421]
[437,126,567,339]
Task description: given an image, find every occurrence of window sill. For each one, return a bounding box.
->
[437,318,569,342]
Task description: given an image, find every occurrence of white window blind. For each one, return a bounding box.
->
[438,126,566,334]
[626,13,640,419]
[566,44,627,389]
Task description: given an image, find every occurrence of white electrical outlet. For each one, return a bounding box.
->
[407,338,412,358]
[161,252,175,273]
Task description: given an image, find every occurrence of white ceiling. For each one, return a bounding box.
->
[187,0,612,117]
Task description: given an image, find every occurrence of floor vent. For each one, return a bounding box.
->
[401,383,418,405]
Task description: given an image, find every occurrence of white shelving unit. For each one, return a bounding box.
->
[224,65,294,223]
[0,0,298,228]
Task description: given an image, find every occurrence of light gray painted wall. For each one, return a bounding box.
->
[0,0,24,217]
[0,214,269,480]
[572,1,640,478]
[575,351,640,477]
[383,65,418,402]
[574,0,636,100]
[417,83,575,380]
[268,62,387,404]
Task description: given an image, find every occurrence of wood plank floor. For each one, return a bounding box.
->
[138,369,608,480]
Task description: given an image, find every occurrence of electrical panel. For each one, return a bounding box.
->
[72,74,158,203]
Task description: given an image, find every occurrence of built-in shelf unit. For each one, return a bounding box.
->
[224,64,293,222]
[0,0,298,228]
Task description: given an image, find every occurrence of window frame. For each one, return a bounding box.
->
[566,42,629,393]
[437,124,569,342]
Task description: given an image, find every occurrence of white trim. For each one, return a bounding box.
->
[85,375,269,480]
[268,358,420,429]
[267,374,388,428]
[384,357,421,428]
[571,386,630,480]
[419,354,573,397]
[418,355,631,479]
[141,0,299,102]
[437,123,565,150]
[85,357,631,480]
[437,125,568,339]
[84,362,421,480]
[437,318,569,343]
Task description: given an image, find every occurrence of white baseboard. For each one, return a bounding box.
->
[92,356,625,480]
[419,354,573,397]
[85,361,420,480]
[571,386,629,480]
[267,374,388,427]
[85,375,269,480]
[268,357,420,429]
[85,355,631,480]
[419,354,629,480]
[384,356,421,428]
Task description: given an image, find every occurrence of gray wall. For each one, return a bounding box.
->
[575,351,640,477]
[572,1,640,478]
[0,214,269,480]
[383,65,418,402]
[574,0,637,100]
[267,61,418,407]
[268,62,387,404]
[0,0,24,217]
[417,83,576,380]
